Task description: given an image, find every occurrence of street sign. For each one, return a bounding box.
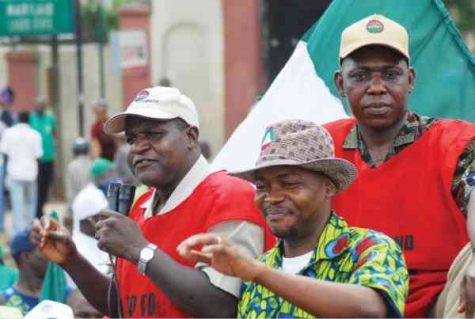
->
[0,0,74,36]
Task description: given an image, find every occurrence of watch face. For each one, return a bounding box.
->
[141,248,154,261]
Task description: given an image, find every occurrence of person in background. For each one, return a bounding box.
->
[0,86,15,128]
[0,229,48,315]
[179,120,408,318]
[199,140,212,160]
[0,246,18,291]
[158,76,172,87]
[67,289,103,319]
[89,158,121,195]
[1,111,42,235]
[29,96,57,220]
[0,86,15,233]
[114,134,136,185]
[324,14,475,317]
[65,138,92,214]
[90,100,116,161]
[71,158,117,275]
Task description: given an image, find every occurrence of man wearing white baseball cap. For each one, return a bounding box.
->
[33,86,275,318]
[324,14,475,318]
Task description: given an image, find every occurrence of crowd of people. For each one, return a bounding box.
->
[0,13,473,319]
[0,87,142,317]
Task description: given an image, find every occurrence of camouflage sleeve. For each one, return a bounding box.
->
[452,139,475,215]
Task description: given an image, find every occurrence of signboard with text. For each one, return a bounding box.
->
[110,29,149,73]
[0,0,74,36]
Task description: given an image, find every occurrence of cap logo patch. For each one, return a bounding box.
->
[366,20,384,33]
[261,128,276,151]
[135,90,150,102]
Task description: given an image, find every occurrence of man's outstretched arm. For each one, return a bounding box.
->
[95,210,239,318]
[31,220,120,317]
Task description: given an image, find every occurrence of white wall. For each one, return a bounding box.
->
[0,46,7,88]
[150,0,225,158]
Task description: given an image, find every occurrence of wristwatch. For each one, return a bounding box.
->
[137,243,157,275]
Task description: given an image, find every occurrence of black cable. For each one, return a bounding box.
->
[107,254,114,316]
[108,253,123,318]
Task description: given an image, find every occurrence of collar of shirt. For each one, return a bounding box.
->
[342,112,436,167]
[14,123,31,129]
[261,212,351,271]
[140,155,211,218]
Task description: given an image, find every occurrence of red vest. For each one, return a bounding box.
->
[117,171,276,318]
[324,118,475,317]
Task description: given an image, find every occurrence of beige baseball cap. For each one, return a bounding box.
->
[104,86,199,134]
[339,14,409,64]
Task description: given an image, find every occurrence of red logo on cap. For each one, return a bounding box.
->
[135,90,149,102]
[366,20,384,33]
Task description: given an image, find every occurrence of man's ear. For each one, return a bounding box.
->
[408,67,416,93]
[334,71,345,97]
[186,126,199,149]
[325,179,338,198]
[21,251,32,263]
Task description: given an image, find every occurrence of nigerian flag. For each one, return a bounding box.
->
[212,0,475,173]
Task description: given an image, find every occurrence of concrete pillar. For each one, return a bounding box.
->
[222,0,264,138]
[118,4,152,109]
[5,50,38,111]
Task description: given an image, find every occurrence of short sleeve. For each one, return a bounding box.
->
[347,233,409,318]
[91,123,101,138]
[198,221,264,297]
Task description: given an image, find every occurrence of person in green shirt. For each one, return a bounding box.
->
[29,97,57,220]
[0,247,18,291]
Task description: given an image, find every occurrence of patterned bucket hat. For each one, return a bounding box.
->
[232,120,358,192]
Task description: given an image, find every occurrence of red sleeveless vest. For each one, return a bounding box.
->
[324,118,475,317]
[117,171,276,318]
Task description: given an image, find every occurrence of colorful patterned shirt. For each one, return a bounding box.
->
[342,112,475,214]
[238,212,408,318]
[0,286,39,315]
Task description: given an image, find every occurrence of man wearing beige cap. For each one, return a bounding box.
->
[31,86,275,318]
[323,14,475,318]
[178,120,408,318]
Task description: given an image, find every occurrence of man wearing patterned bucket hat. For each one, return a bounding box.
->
[179,119,409,318]
[323,14,475,318]
[31,86,275,318]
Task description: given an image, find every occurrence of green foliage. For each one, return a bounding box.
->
[443,0,475,33]
[81,0,125,43]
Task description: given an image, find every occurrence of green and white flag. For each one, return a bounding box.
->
[212,0,475,172]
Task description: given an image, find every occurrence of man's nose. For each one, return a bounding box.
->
[130,135,149,153]
[367,74,387,95]
[265,187,285,204]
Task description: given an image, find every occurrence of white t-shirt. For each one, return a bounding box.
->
[0,123,42,181]
[281,251,313,274]
[72,183,110,274]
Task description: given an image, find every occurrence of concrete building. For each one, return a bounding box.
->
[0,1,331,199]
